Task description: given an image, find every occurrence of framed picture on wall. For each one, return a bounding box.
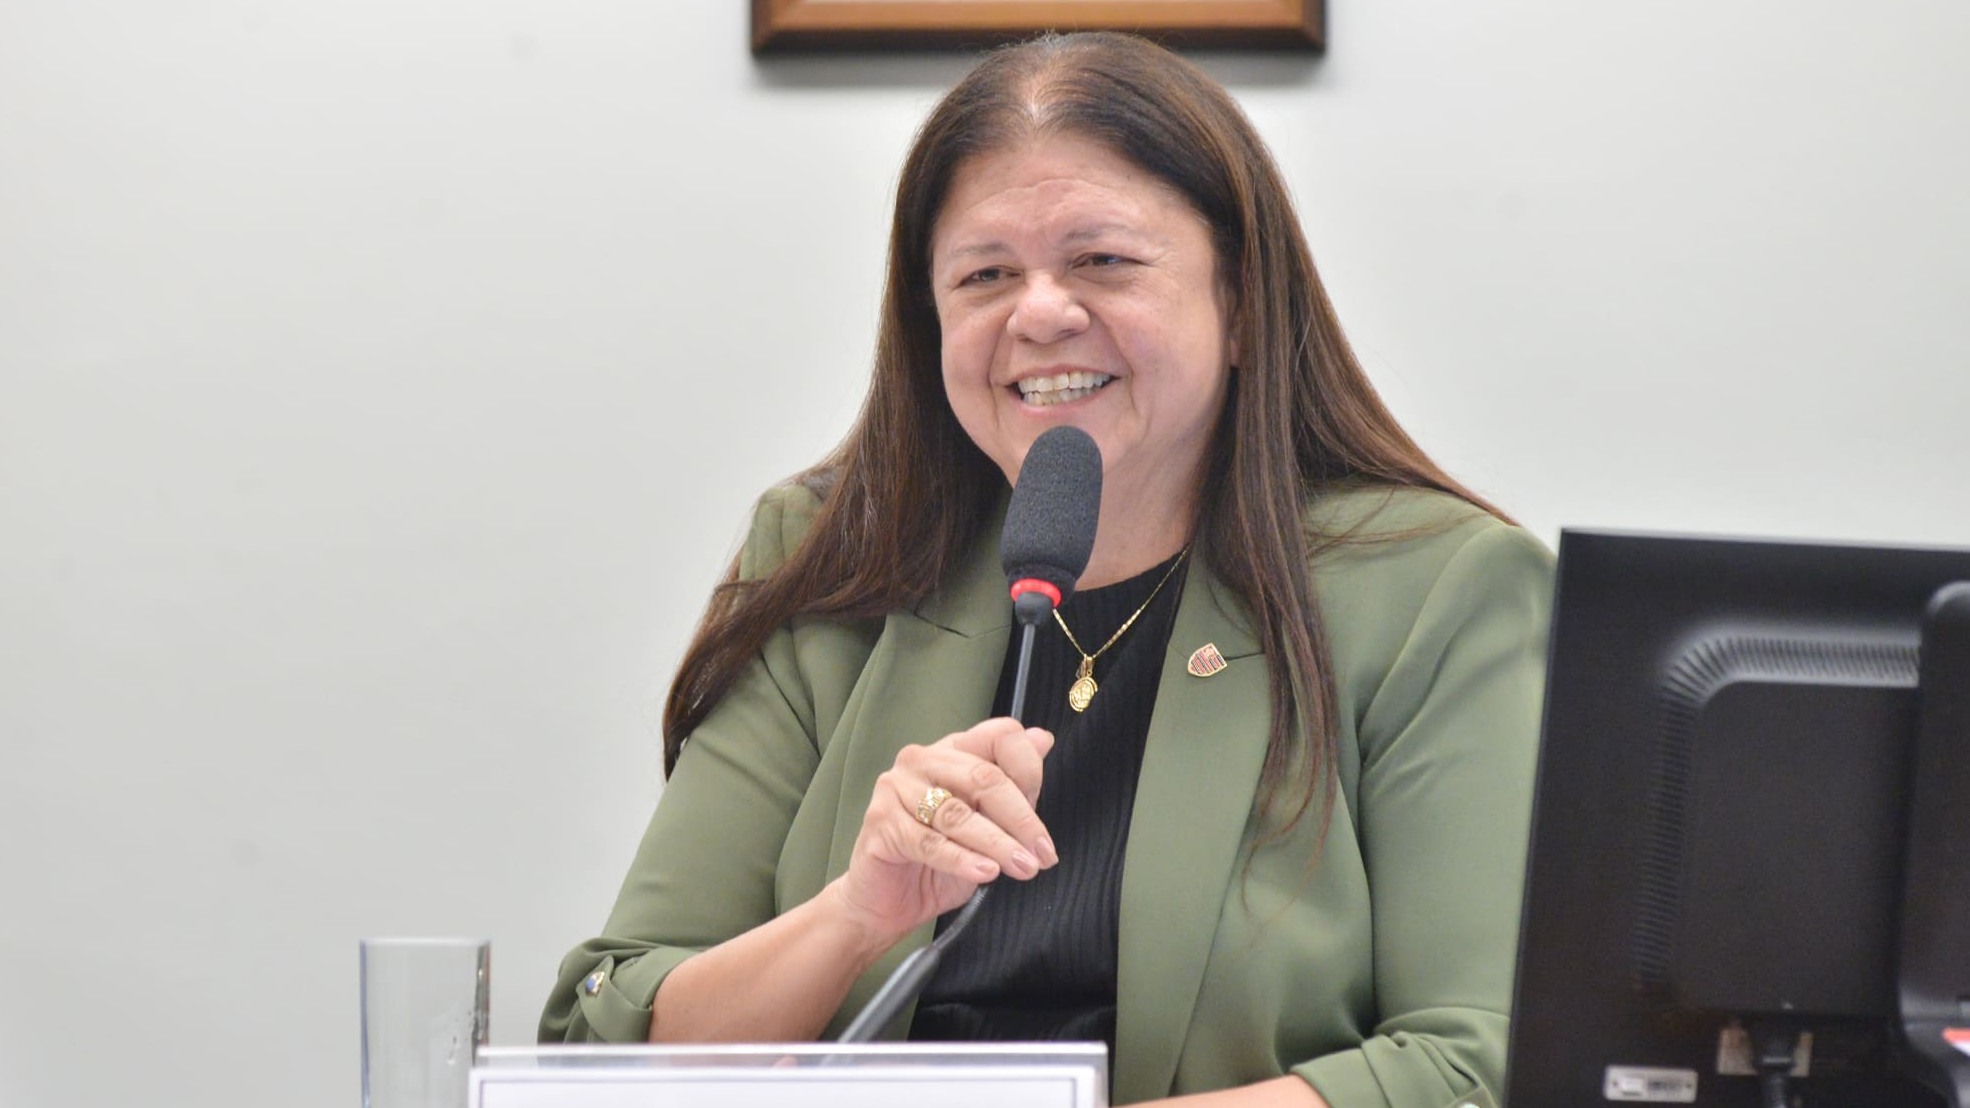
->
[751,0,1324,53]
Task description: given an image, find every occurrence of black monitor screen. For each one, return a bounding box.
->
[1507,529,1970,1108]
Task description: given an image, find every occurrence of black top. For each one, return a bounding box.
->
[909,550,1189,1061]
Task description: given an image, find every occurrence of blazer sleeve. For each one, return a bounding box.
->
[1296,521,1554,1108]
[537,485,838,1043]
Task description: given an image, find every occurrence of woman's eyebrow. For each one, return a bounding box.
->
[941,223,1141,262]
[1056,223,1135,247]
[939,239,1011,263]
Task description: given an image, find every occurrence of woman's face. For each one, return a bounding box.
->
[930,133,1234,525]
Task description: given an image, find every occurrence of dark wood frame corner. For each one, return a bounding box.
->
[751,0,1324,54]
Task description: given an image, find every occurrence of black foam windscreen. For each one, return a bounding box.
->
[999,426,1103,603]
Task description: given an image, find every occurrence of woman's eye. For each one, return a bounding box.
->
[960,267,1009,287]
[1079,253,1130,269]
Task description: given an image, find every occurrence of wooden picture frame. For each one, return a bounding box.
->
[751,1,1323,54]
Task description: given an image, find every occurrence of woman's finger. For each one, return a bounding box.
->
[858,768,998,880]
[913,786,1044,880]
[952,749,1053,871]
[890,741,1048,871]
[987,723,1052,806]
[947,719,1052,802]
[884,759,1042,880]
[940,720,1056,864]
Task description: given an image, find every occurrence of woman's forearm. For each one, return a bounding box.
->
[648,879,901,1043]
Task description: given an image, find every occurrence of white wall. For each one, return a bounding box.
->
[2,2,1966,1105]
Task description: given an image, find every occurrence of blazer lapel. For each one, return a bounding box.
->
[1114,559,1270,1103]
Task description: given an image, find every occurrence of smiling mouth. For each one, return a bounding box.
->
[1016,371,1115,407]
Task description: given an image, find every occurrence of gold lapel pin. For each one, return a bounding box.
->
[1187,642,1228,677]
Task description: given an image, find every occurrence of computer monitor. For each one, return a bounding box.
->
[1507,529,1970,1108]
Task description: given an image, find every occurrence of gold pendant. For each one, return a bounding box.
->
[1068,655,1097,712]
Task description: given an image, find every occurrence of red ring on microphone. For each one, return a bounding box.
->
[1008,579,1063,608]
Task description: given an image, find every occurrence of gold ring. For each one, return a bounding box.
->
[915,786,952,827]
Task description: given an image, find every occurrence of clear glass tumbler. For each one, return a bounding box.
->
[359,937,490,1108]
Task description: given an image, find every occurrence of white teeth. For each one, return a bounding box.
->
[1016,372,1114,406]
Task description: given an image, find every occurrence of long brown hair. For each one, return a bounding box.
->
[662,32,1497,840]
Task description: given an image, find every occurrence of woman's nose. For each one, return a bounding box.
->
[1006,276,1089,345]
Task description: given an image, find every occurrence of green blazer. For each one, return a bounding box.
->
[541,482,1554,1108]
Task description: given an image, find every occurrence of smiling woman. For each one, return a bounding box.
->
[541,31,1553,1108]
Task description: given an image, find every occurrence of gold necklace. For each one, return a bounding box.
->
[1053,548,1189,713]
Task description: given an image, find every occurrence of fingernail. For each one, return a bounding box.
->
[973,858,1000,880]
[1037,837,1059,867]
[1012,849,1039,877]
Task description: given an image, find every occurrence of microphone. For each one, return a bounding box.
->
[999,425,1103,719]
[834,426,1103,1045]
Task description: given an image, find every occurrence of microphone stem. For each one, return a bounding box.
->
[1008,620,1038,724]
[947,620,1039,949]
[973,618,1042,949]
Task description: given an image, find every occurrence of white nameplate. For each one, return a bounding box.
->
[472,1043,1107,1108]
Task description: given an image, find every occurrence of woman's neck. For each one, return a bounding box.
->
[1077,501,1196,589]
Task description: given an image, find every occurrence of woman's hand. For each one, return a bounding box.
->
[647,717,1056,1044]
[829,717,1059,943]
